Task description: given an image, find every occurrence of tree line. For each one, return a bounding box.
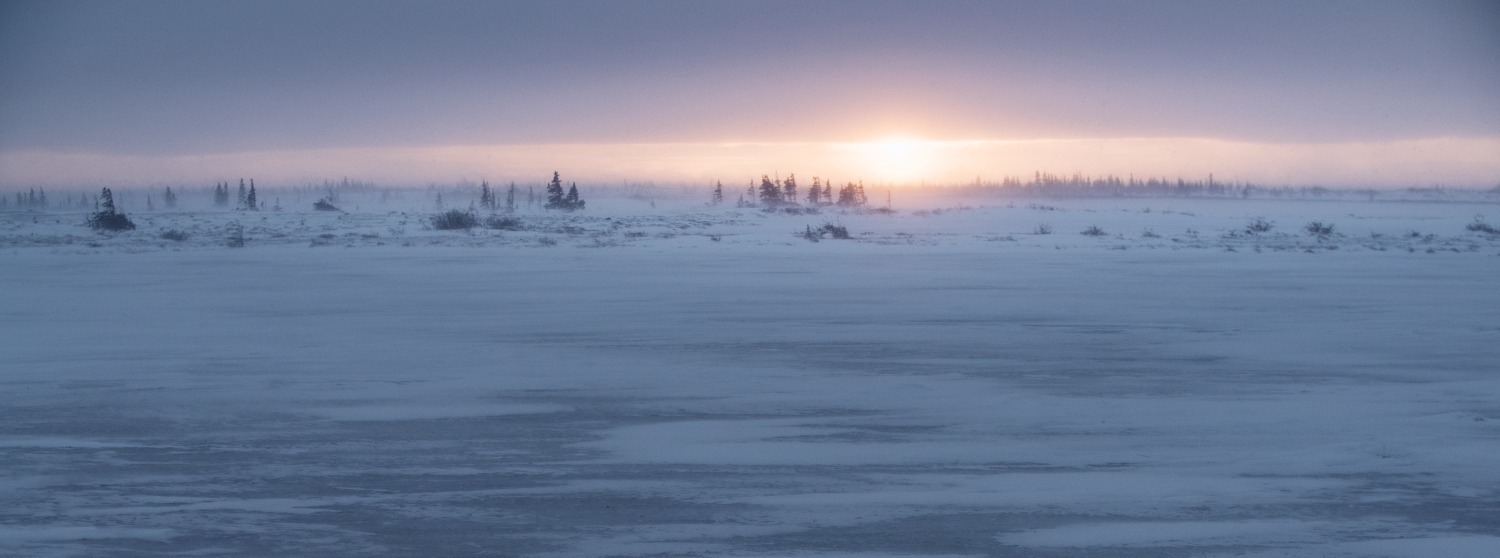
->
[709,174,869,208]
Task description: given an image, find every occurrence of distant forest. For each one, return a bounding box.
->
[3,171,1499,213]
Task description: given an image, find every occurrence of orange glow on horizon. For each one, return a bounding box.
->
[2,137,1498,189]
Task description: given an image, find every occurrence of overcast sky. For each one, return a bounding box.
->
[1,0,1497,186]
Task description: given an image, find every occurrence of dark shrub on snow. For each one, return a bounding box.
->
[431,209,478,230]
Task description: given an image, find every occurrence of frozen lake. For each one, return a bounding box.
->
[3,196,1499,556]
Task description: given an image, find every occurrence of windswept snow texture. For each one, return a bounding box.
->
[3,196,1500,557]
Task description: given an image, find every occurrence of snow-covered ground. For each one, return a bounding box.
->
[3,194,1499,557]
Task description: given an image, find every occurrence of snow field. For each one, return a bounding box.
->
[2,195,1498,556]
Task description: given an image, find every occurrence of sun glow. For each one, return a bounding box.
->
[852,136,935,183]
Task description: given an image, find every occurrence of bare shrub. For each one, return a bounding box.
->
[484,215,524,231]
[1081,225,1106,236]
[1304,221,1335,237]
[817,222,850,239]
[431,209,478,230]
[1466,217,1498,235]
[313,198,340,211]
[226,222,245,248]
[159,229,189,241]
[1033,224,1053,235]
[1246,218,1274,233]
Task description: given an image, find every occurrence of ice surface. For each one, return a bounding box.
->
[2,194,1498,556]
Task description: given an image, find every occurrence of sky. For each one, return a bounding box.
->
[1,0,1497,188]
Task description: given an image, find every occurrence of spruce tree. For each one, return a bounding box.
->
[163,186,177,209]
[246,180,258,210]
[758,175,781,207]
[711,181,724,205]
[544,172,566,209]
[782,174,797,205]
[837,182,854,206]
[565,182,583,210]
[88,187,135,231]
[480,181,493,210]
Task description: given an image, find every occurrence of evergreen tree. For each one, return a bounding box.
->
[163,186,177,209]
[505,182,517,212]
[782,174,798,205]
[711,181,724,205]
[544,172,566,209]
[88,187,135,230]
[808,177,822,205]
[542,173,583,211]
[758,175,781,206]
[837,182,869,207]
[565,182,584,210]
[480,181,493,210]
[237,179,248,208]
[147,195,155,211]
[246,180,258,210]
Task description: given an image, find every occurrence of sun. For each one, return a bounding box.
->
[879,138,919,161]
[859,136,931,183]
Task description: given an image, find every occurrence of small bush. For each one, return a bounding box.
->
[484,215,524,231]
[799,225,821,242]
[1034,224,1053,235]
[817,222,850,239]
[313,198,340,211]
[1246,218,1274,233]
[1305,221,1335,236]
[226,222,245,248]
[159,229,189,241]
[1466,218,1498,235]
[431,209,478,230]
[1142,229,1161,238]
[1081,225,1106,236]
[536,237,557,246]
